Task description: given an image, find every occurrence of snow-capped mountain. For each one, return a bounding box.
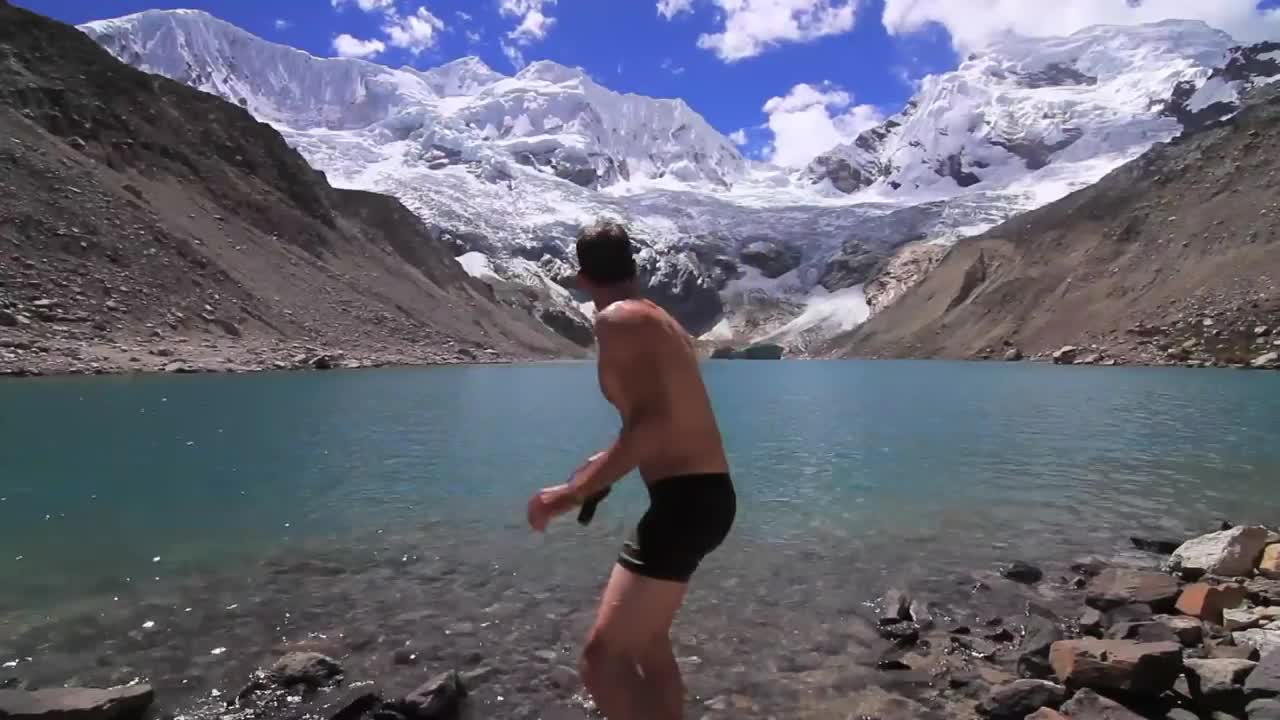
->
[80,10,1279,352]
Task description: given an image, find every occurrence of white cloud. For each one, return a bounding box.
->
[274,18,292,30]
[456,11,473,22]
[660,57,686,75]
[383,6,445,53]
[466,29,483,43]
[502,40,528,70]
[657,0,857,62]
[332,33,386,58]
[501,0,558,44]
[882,0,1280,51]
[729,128,748,145]
[658,0,694,19]
[331,0,395,12]
[761,82,883,167]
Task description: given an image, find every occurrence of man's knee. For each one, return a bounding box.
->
[580,631,624,680]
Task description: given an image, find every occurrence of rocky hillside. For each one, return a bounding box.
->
[0,1,583,377]
[830,83,1280,370]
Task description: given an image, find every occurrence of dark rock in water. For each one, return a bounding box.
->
[1060,688,1146,719]
[1249,698,1280,720]
[330,691,383,720]
[977,679,1067,720]
[909,600,934,630]
[1049,639,1183,696]
[1086,569,1181,612]
[0,685,155,720]
[397,671,467,720]
[879,589,913,625]
[309,354,335,370]
[952,635,999,660]
[877,658,912,671]
[1131,537,1182,555]
[1072,560,1105,578]
[1105,621,1179,644]
[986,617,1006,627]
[877,621,921,647]
[988,628,1016,643]
[1246,650,1280,700]
[949,669,980,689]
[1002,562,1044,584]
[393,649,419,666]
[1185,658,1256,715]
[271,652,343,688]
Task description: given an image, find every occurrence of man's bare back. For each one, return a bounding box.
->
[525,220,736,719]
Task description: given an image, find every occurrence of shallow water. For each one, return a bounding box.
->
[2,360,1279,717]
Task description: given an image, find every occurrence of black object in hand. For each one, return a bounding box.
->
[577,486,612,525]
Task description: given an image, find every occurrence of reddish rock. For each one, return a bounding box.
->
[1176,583,1248,624]
[1049,639,1183,695]
[1260,544,1280,580]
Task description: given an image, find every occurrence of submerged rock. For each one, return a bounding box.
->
[396,671,467,720]
[1130,536,1182,555]
[271,652,343,688]
[879,589,912,625]
[1166,526,1271,579]
[1001,562,1043,584]
[0,685,154,720]
[977,679,1067,720]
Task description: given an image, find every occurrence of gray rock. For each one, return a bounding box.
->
[1086,569,1181,612]
[738,240,801,280]
[1249,699,1280,719]
[1019,617,1064,680]
[1105,621,1179,644]
[1002,561,1044,584]
[1227,607,1280,632]
[1003,347,1023,361]
[1166,526,1271,578]
[1237,629,1280,658]
[399,670,467,720]
[0,685,154,720]
[1165,710,1199,720]
[1253,352,1279,369]
[0,309,17,327]
[1052,345,1081,365]
[1185,658,1257,714]
[1080,608,1105,637]
[1246,651,1280,700]
[879,589,912,624]
[1060,689,1145,719]
[977,679,1067,720]
[953,635,1000,660]
[271,652,343,687]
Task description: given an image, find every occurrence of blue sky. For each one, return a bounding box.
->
[16,0,1280,166]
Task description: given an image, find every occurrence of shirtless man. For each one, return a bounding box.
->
[526,220,736,720]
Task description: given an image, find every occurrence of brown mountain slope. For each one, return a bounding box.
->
[0,1,583,376]
[830,85,1280,369]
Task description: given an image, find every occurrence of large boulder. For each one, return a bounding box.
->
[0,685,154,720]
[1049,639,1183,695]
[1059,689,1146,719]
[977,679,1067,720]
[1185,658,1258,715]
[1086,569,1181,612]
[1237,629,1280,657]
[1166,526,1271,579]
[738,240,801,280]
[1246,650,1280,700]
[1176,583,1248,624]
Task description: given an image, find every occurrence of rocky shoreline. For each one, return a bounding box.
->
[5,522,1280,720]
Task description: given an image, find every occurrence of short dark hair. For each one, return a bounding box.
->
[575,219,636,286]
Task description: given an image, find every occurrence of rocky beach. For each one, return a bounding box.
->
[5,520,1280,720]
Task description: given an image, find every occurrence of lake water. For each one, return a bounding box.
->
[2,360,1279,719]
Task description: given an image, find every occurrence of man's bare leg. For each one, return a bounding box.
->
[579,564,687,720]
[637,631,685,719]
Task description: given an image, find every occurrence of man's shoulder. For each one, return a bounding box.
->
[595,299,663,332]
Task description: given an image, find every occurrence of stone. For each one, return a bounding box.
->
[547,665,578,689]
[1178,584,1249,624]
[877,658,912,671]
[330,691,382,720]
[271,652,343,688]
[1025,710,1067,720]
[1156,615,1205,646]
[879,589,912,624]
[1052,345,1081,364]
[1236,629,1280,657]
[1049,639,1183,695]
[1167,526,1272,578]
[310,354,335,370]
[0,309,16,327]
[1086,569,1181,612]
[1246,578,1280,606]
[877,621,920,647]
[0,685,155,720]
[1249,699,1280,719]
[909,600,934,630]
[1227,607,1280,632]
[1209,641,1260,661]
[1004,347,1023,361]
[1080,608,1106,637]
[1131,537,1182,555]
[1060,689,1146,719]
[1105,621,1179,644]
[1166,709,1199,720]
[1002,562,1044,584]
[1019,617,1064,680]
[1254,352,1279,369]
[1260,546,1280,580]
[976,679,1067,720]
[1259,327,1273,337]
[1185,658,1257,714]
[1246,650,1280,700]
[953,635,1000,660]
[398,671,467,720]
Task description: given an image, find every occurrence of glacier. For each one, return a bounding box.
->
[79,10,1279,351]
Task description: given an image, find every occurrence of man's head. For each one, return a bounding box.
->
[575,219,637,292]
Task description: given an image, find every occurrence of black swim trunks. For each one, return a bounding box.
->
[617,472,736,583]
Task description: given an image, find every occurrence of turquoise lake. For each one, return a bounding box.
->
[2,360,1279,717]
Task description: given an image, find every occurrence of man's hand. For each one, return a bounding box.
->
[527,483,579,532]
